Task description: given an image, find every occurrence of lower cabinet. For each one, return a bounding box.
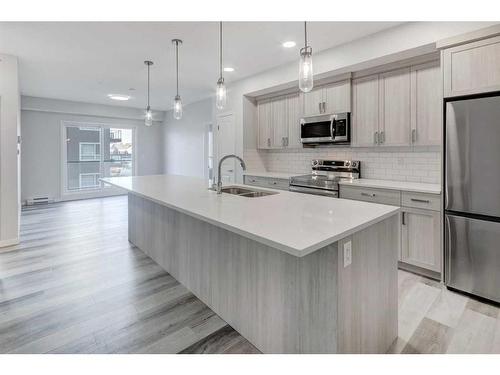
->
[339,184,442,278]
[401,207,441,273]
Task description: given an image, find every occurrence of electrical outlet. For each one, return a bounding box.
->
[343,241,352,268]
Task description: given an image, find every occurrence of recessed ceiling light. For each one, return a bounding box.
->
[282,41,296,48]
[223,67,234,72]
[107,94,130,101]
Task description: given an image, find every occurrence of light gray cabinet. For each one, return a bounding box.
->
[378,67,411,147]
[352,62,440,148]
[257,99,272,149]
[442,35,500,97]
[302,80,351,117]
[401,207,441,273]
[286,93,302,148]
[244,175,290,191]
[352,74,379,147]
[410,61,442,146]
[339,184,442,277]
[257,93,302,150]
[271,96,288,148]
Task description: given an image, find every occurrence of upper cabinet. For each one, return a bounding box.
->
[257,93,303,150]
[302,80,351,116]
[378,67,411,147]
[410,61,442,146]
[271,96,288,148]
[257,99,272,149]
[286,93,302,149]
[352,61,441,148]
[256,59,441,150]
[442,35,500,97]
[352,75,379,147]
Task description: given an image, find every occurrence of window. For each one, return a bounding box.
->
[79,173,100,189]
[79,142,100,161]
[63,123,135,194]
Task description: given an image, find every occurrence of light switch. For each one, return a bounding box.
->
[343,241,352,268]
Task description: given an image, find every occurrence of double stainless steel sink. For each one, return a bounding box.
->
[220,186,278,198]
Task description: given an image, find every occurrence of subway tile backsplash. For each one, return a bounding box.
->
[244,147,441,184]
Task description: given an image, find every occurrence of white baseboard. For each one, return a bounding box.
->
[0,237,20,248]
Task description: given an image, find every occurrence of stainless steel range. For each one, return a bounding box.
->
[289,159,360,197]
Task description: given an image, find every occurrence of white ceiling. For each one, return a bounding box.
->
[0,22,402,110]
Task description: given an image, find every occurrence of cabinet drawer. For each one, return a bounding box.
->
[339,185,400,206]
[244,175,269,187]
[244,175,289,191]
[402,191,441,211]
[265,178,289,190]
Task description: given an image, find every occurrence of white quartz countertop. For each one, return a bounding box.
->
[339,178,441,194]
[243,171,300,179]
[102,175,400,257]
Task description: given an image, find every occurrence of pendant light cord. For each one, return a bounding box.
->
[219,21,223,79]
[176,41,179,96]
[304,21,308,48]
[147,63,150,107]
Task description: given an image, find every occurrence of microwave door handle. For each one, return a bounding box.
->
[331,117,336,140]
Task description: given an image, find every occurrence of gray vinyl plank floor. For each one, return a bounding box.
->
[1,196,499,354]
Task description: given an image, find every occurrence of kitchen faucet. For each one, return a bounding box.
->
[215,154,246,194]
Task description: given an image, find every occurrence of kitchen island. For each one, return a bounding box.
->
[102,174,400,354]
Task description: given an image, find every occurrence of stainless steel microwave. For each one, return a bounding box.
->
[300,112,350,145]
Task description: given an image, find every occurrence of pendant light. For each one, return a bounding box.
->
[216,21,227,110]
[144,60,153,126]
[299,21,313,93]
[172,39,183,120]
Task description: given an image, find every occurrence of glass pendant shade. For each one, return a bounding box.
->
[145,106,153,127]
[216,78,227,110]
[173,95,183,120]
[299,46,313,93]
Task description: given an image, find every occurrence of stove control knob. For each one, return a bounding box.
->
[312,160,319,166]
[345,161,351,167]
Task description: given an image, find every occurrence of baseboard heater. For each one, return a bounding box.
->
[25,197,55,206]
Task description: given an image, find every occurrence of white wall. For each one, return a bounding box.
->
[0,54,21,247]
[217,22,498,183]
[20,96,165,203]
[162,98,213,178]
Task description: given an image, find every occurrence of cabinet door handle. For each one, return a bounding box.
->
[402,211,405,225]
[285,137,289,146]
[410,198,430,203]
[361,192,376,197]
[322,102,326,113]
[374,131,379,145]
[282,137,285,147]
[411,129,417,143]
[380,131,385,144]
[318,102,322,114]
[267,138,271,147]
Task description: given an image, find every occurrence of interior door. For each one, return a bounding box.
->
[445,95,500,217]
[445,213,500,303]
[216,113,236,184]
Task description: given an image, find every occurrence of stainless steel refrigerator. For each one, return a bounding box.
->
[445,93,500,303]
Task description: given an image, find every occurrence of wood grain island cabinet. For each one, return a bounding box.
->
[103,174,400,354]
